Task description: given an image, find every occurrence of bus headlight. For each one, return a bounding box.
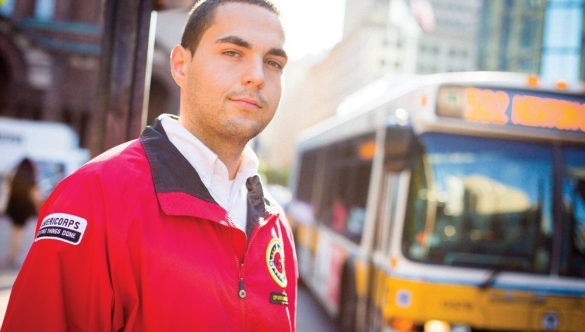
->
[424,320,449,332]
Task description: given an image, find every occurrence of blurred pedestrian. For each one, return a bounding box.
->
[2,0,297,331]
[5,157,43,268]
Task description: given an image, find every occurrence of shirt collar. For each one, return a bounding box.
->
[140,116,274,225]
[160,114,259,191]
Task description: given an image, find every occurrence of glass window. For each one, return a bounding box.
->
[374,174,401,255]
[0,0,15,16]
[35,0,55,21]
[288,150,320,226]
[560,146,585,278]
[318,135,375,244]
[296,150,319,204]
[403,133,553,273]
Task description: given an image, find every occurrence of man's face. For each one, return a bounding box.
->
[171,2,288,149]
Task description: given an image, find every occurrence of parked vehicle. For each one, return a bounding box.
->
[0,117,89,212]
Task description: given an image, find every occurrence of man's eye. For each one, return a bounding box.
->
[223,50,241,57]
[266,60,284,70]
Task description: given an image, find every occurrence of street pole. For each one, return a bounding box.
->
[91,0,157,156]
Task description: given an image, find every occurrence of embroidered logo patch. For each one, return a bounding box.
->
[266,238,287,288]
[35,213,87,245]
[270,292,288,305]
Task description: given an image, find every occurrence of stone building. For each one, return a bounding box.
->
[0,0,183,148]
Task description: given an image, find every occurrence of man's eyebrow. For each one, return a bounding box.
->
[216,35,288,60]
[268,48,288,60]
[216,35,250,48]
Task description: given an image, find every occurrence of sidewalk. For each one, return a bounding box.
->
[0,269,19,324]
[0,215,36,325]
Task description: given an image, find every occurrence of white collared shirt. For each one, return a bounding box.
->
[160,115,259,232]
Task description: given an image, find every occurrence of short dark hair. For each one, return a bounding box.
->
[180,0,281,54]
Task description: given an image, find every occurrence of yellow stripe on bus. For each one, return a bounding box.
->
[377,275,585,331]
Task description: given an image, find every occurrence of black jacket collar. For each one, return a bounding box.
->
[139,116,272,235]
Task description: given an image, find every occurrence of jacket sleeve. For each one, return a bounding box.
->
[1,171,116,331]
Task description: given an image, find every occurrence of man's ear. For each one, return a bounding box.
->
[170,45,189,86]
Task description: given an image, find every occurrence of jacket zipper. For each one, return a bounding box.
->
[236,221,263,330]
[238,263,246,300]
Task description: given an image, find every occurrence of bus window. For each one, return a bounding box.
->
[561,147,585,278]
[313,135,374,244]
[287,150,321,227]
[296,150,320,204]
[402,133,553,273]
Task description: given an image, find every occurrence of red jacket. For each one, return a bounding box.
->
[1,120,297,331]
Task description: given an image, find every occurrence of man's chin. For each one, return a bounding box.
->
[224,121,265,142]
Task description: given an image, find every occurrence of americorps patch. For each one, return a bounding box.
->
[35,213,88,245]
[266,238,287,288]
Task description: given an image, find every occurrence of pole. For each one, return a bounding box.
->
[91,0,156,156]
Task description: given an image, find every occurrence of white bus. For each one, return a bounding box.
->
[0,117,89,212]
[288,72,585,332]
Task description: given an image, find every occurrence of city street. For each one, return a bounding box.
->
[0,216,338,331]
[297,282,338,332]
[0,215,34,324]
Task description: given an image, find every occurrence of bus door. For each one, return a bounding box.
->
[369,170,408,330]
[368,126,413,330]
[525,145,585,331]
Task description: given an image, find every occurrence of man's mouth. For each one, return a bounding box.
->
[230,96,262,109]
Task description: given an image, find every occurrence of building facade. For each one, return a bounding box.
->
[477,0,547,76]
[0,0,182,148]
[540,0,584,81]
[0,0,102,147]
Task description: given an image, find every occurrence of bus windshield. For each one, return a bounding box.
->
[403,132,585,277]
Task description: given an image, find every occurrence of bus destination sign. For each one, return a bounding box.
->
[437,86,585,134]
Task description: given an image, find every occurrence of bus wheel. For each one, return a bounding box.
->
[338,271,357,332]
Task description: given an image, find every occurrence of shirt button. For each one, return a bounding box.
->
[238,289,247,299]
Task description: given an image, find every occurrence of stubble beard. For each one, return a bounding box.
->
[222,116,266,145]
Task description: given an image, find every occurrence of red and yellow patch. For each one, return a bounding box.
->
[266,238,287,288]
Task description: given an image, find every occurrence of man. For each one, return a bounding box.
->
[1,0,297,331]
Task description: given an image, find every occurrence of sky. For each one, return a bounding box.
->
[272,0,345,60]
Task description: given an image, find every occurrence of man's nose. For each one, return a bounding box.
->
[242,57,265,88]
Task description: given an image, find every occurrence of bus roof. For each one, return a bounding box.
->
[296,71,585,151]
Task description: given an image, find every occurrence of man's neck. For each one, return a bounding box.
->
[215,148,243,180]
[178,116,248,180]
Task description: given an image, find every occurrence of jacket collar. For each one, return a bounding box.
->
[139,117,273,228]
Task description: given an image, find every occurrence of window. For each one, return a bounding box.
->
[0,0,15,16]
[296,150,319,204]
[403,133,554,273]
[35,0,55,20]
[560,146,585,278]
[294,134,375,244]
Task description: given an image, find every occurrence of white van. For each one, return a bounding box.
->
[0,117,90,213]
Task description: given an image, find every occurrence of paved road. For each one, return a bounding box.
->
[297,282,339,332]
[0,215,35,324]
[0,269,18,325]
[0,216,338,330]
